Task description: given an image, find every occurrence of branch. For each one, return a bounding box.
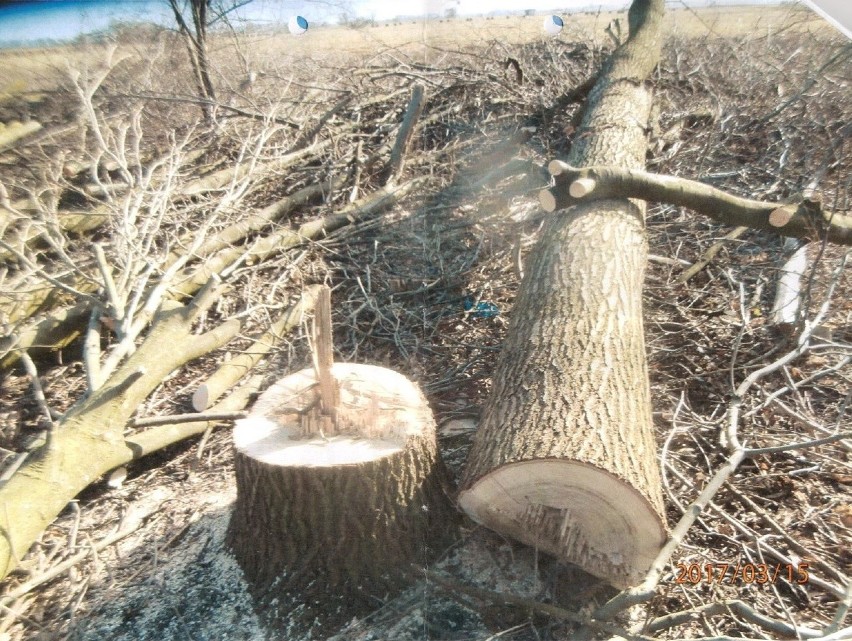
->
[170,178,429,299]
[385,84,426,184]
[646,599,823,638]
[0,500,155,605]
[124,374,263,459]
[0,281,237,580]
[114,92,300,129]
[191,285,321,411]
[678,226,748,283]
[540,162,852,246]
[130,411,247,428]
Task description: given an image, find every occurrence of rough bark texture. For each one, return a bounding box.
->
[0,284,239,580]
[227,364,459,637]
[459,0,667,588]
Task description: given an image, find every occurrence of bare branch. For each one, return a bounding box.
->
[541,162,852,245]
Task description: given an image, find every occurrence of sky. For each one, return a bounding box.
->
[0,0,846,47]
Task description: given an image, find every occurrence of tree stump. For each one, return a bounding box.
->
[227,293,457,636]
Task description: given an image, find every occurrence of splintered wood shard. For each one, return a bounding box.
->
[312,285,339,432]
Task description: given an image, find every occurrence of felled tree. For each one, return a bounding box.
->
[459,0,668,589]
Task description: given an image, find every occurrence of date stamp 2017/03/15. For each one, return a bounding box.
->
[674,562,810,585]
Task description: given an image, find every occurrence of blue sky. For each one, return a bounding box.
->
[0,0,833,47]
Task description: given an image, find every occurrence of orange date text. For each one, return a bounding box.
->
[674,562,809,585]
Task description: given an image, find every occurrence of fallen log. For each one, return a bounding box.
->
[459,0,668,589]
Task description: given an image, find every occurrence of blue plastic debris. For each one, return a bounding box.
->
[463,298,500,319]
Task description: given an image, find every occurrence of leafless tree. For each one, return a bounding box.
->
[166,0,254,120]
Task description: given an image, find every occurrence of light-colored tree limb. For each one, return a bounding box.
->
[192,285,321,411]
[170,177,429,299]
[0,121,42,150]
[385,84,426,184]
[0,277,238,581]
[541,162,852,246]
[771,237,809,327]
[125,374,263,459]
[0,174,348,370]
[678,226,748,283]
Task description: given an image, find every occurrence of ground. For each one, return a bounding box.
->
[0,3,849,640]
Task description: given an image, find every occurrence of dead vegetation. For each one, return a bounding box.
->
[0,3,849,640]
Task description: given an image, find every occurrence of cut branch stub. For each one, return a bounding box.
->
[769,206,795,229]
[569,177,597,198]
[227,363,458,635]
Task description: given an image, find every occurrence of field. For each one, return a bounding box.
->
[0,5,829,95]
[0,2,849,640]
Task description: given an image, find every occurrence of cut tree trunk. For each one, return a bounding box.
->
[227,362,458,635]
[459,0,667,590]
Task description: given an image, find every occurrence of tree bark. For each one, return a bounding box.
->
[0,283,319,581]
[168,0,216,122]
[385,84,425,184]
[771,238,808,330]
[0,280,232,580]
[459,0,667,589]
[541,162,852,246]
[227,363,458,636]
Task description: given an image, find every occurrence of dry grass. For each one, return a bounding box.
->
[0,2,849,640]
[0,4,831,99]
